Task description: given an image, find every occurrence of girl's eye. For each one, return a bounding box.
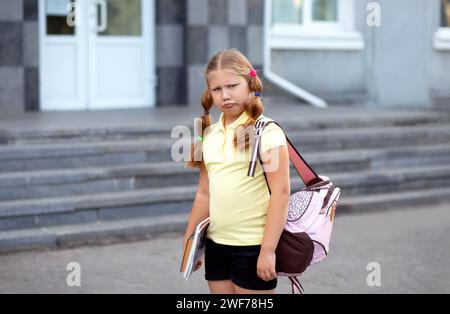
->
[212,84,237,92]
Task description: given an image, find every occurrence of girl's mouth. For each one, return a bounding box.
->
[223,103,236,109]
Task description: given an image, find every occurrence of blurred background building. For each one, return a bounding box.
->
[1,0,449,114]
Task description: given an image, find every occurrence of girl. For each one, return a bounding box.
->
[184,49,290,294]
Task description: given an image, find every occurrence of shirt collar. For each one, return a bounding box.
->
[218,110,250,132]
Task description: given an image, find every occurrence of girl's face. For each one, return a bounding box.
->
[207,70,251,116]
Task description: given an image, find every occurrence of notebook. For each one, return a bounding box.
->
[180,217,210,280]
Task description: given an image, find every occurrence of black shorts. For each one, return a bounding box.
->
[204,238,277,291]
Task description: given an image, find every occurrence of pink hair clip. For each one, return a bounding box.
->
[249,68,257,78]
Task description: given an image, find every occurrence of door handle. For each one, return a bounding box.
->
[96,0,108,33]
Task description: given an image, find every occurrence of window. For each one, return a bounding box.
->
[46,0,75,35]
[98,0,142,36]
[268,0,364,50]
[273,0,338,26]
[434,0,450,50]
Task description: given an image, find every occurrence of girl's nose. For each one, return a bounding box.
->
[222,90,231,100]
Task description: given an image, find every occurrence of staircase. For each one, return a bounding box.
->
[1,108,450,253]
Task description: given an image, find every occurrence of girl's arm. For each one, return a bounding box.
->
[257,145,291,282]
[183,162,210,249]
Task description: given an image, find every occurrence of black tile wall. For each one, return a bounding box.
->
[209,0,228,25]
[0,22,23,66]
[25,67,39,111]
[23,0,38,21]
[157,0,186,24]
[187,26,208,65]
[248,0,264,25]
[229,26,247,55]
[157,66,187,105]
[0,0,265,109]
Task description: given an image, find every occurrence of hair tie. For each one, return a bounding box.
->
[204,109,210,115]
[249,68,258,78]
[254,92,261,97]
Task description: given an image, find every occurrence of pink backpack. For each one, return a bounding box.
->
[248,118,341,294]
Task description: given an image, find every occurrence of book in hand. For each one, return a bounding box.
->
[180,217,210,280]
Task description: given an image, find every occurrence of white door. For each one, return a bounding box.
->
[39,0,156,111]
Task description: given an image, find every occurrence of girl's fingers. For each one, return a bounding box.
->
[257,270,264,280]
[263,270,272,281]
[257,267,277,281]
[265,270,277,281]
[194,260,203,271]
[257,268,277,281]
[270,269,277,279]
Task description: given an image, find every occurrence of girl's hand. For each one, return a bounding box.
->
[182,236,204,272]
[257,249,277,282]
[193,257,204,272]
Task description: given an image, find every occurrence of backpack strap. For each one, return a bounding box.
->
[247,118,320,187]
[289,277,305,294]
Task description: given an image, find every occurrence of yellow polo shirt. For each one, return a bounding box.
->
[202,111,287,246]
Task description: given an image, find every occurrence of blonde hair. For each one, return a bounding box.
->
[186,49,265,168]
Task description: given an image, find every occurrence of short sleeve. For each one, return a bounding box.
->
[260,123,287,153]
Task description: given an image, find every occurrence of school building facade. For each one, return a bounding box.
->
[0,0,449,115]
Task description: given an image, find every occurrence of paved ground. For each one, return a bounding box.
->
[0,203,449,294]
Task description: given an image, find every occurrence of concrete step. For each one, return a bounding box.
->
[0,139,174,172]
[2,186,450,254]
[2,160,450,231]
[0,127,172,145]
[0,186,196,232]
[1,140,450,200]
[3,122,450,173]
[0,145,450,201]
[0,162,195,201]
[0,213,189,254]
[339,186,450,213]
[266,107,450,130]
[2,143,450,201]
[291,123,450,151]
[0,148,365,200]
[1,111,450,145]
[328,163,450,196]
